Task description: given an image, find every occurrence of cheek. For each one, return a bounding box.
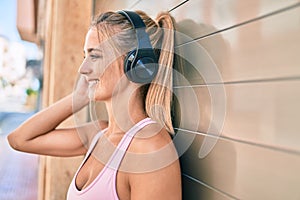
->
[100,62,124,83]
[94,65,124,100]
[93,60,106,76]
[93,82,113,101]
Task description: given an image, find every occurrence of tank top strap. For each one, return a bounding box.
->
[106,117,156,171]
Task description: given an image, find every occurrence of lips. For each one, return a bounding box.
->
[88,79,99,84]
[87,79,99,99]
[87,79,99,88]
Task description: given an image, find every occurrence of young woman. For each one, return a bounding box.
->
[8,10,181,200]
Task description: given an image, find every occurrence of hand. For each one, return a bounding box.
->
[72,74,90,112]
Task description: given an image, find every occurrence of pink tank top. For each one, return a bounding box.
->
[67,118,156,200]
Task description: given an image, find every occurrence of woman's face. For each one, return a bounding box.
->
[80,28,127,101]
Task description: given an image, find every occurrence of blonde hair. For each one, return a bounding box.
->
[91,11,175,134]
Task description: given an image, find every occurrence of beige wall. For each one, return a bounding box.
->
[94,0,300,199]
[39,0,92,199]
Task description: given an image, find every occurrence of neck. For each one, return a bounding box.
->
[104,84,148,134]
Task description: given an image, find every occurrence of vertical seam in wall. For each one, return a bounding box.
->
[91,0,96,17]
[48,0,60,105]
[39,156,47,200]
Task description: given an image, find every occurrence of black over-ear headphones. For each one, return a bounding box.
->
[117,10,158,84]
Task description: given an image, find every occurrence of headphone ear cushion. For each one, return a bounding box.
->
[124,49,136,82]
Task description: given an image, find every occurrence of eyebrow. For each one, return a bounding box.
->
[84,48,102,53]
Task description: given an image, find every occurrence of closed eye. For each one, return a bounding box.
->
[90,54,102,59]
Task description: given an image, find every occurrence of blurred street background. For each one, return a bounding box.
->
[0,0,41,199]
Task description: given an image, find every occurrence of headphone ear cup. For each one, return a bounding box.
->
[134,57,158,83]
[124,50,158,84]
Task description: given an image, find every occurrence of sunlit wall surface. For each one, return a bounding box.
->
[93,0,300,199]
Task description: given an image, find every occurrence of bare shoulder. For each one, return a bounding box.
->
[126,123,182,200]
[128,122,174,153]
[122,122,180,174]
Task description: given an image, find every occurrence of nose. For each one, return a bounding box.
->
[78,59,92,75]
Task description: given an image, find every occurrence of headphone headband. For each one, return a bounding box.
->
[117,10,145,29]
[117,10,158,84]
[117,10,153,50]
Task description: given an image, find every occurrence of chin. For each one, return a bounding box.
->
[93,92,112,102]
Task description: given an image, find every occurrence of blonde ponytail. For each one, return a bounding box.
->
[145,12,175,134]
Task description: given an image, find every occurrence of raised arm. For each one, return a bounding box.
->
[7,76,104,157]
